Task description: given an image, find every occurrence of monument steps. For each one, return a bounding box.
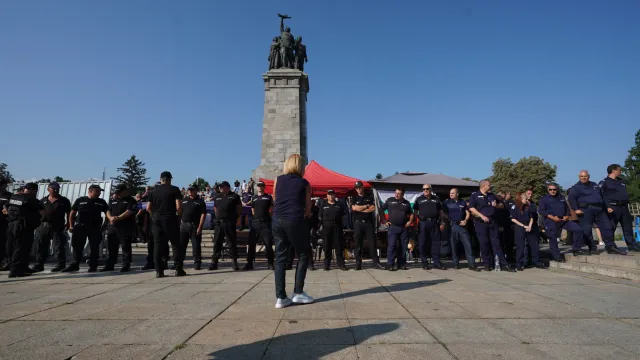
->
[549,244,640,281]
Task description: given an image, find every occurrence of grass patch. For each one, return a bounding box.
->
[173,343,186,351]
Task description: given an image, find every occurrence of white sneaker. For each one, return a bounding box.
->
[275,297,293,309]
[291,291,314,304]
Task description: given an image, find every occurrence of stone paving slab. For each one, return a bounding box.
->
[1,263,640,359]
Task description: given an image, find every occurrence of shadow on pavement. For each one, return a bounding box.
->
[206,322,400,359]
[314,279,451,304]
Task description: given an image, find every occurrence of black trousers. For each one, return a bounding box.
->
[179,222,202,267]
[35,223,67,266]
[139,225,154,266]
[8,221,35,273]
[247,219,273,265]
[0,220,7,263]
[212,220,238,261]
[353,220,379,265]
[500,224,515,263]
[274,217,309,299]
[106,226,133,266]
[152,217,179,272]
[71,224,102,268]
[323,223,345,268]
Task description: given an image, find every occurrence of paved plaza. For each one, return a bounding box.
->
[1,260,640,360]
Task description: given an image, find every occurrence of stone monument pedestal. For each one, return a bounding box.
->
[252,69,309,181]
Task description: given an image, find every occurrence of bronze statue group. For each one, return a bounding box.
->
[268,13,308,71]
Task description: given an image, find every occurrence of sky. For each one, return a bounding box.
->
[1,0,639,189]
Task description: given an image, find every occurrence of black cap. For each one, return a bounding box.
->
[327,189,336,195]
[257,181,265,187]
[89,184,103,191]
[160,171,173,179]
[49,181,61,190]
[188,184,198,191]
[114,184,128,193]
[24,182,38,191]
[355,181,363,188]
[220,181,231,188]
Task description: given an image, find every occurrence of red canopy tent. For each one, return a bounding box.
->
[259,160,371,197]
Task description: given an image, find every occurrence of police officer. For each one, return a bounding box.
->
[146,171,183,277]
[102,184,137,272]
[32,182,72,272]
[569,170,626,255]
[413,184,446,270]
[4,183,43,277]
[319,190,347,271]
[599,164,640,252]
[62,184,109,272]
[351,181,383,270]
[0,177,12,270]
[135,192,155,270]
[509,192,544,270]
[444,188,480,271]
[496,191,515,263]
[469,180,515,272]
[538,183,585,260]
[179,185,206,271]
[380,187,413,271]
[209,181,241,271]
[245,181,274,270]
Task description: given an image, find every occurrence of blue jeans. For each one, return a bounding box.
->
[450,224,475,267]
[273,217,310,299]
[387,225,408,267]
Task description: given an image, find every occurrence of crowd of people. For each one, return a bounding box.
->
[1,159,639,308]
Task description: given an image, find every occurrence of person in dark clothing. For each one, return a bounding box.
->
[599,164,640,251]
[443,188,479,271]
[63,184,109,272]
[179,185,206,270]
[319,190,347,271]
[0,177,12,270]
[102,184,137,272]
[245,181,274,270]
[239,191,253,231]
[147,171,183,277]
[496,191,515,263]
[509,192,544,271]
[273,154,314,309]
[32,182,72,272]
[413,184,446,270]
[135,192,155,270]
[4,183,43,277]
[351,181,383,270]
[380,188,414,271]
[209,181,242,271]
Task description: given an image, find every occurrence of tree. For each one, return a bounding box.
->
[375,173,383,180]
[623,129,640,202]
[192,177,210,191]
[54,176,70,183]
[0,163,14,183]
[115,155,150,191]
[488,156,558,200]
[36,178,52,184]
[461,177,479,182]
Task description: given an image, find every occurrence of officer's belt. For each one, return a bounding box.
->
[419,217,438,221]
[354,219,372,224]
[322,220,341,225]
[609,201,628,206]
[181,221,199,225]
[450,220,465,225]
[578,203,602,208]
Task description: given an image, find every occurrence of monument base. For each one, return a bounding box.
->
[252,68,310,181]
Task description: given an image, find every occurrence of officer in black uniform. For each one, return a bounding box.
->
[179,185,206,271]
[135,192,154,270]
[351,181,383,270]
[496,192,515,263]
[102,184,137,272]
[413,184,447,270]
[380,188,414,271]
[62,184,109,272]
[244,181,274,270]
[209,181,241,271]
[32,182,72,272]
[0,177,12,270]
[599,164,640,251]
[146,171,183,277]
[4,183,43,277]
[319,190,347,271]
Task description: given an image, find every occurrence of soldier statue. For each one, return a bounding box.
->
[294,36,307,72]
[278,14,295,68]
[268,36,281,70]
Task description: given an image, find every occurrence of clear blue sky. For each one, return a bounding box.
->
[2,0,638,189]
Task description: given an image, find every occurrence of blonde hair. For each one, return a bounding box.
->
[283,154,305,176]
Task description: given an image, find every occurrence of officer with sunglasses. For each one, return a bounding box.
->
[538,183,585,260]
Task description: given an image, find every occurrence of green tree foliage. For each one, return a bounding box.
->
[192,178,210,191]
[54,176,70,183]
[36,178,52,184]
[375,173,383,180]
[461,177,479,182]
[0,163,14,182]
[115,155,150,191]
[488,156,558,200]
[623,129,640,202]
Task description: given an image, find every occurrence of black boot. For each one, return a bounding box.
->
[572,250,584,256]
[208,260,218,271]
[267,263,275,270]
[50,264,65,272]
[99,265,115,272]
[141,263,154,270]
[468,266,481,272]
[194,262,202,270]
[30,264,45,273]
[243,262,254,271]
[120,264,131,273]
[156,271,165,278]
[0,262,10,271]
[373,262,385,270]
[174,268,187,277]
[61,263,80,272]
[606,246,627,255]
[355,262,362,271]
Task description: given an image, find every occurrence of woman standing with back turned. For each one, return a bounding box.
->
[272,154,314,308]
